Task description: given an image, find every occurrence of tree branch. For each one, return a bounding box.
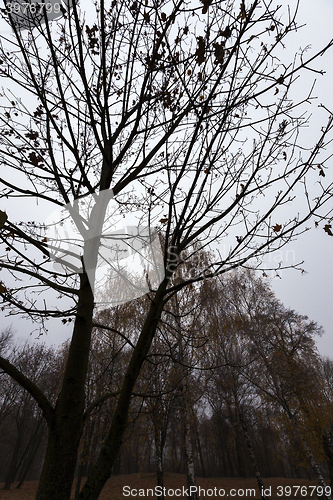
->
[0,355,54,425]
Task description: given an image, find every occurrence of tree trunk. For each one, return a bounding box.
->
[154,425,164,500]
[291,415,332,500]
[16,417,46,489]
[183,407,198,500]
[35,272,94,500]
[195,423,206,478]
[3,427,23,490]
[323,431,333,487]
[77,280,167,500]
[238,411,268,500]
[75,462,84,499]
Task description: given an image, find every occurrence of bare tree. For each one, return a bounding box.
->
[0,1,333,499]
[0,338,60,489]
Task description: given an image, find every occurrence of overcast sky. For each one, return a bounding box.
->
[264,0,333,357]
[1,0,333,356]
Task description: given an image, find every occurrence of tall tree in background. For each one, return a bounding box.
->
[0,1,333,499]
[221,269,332,498]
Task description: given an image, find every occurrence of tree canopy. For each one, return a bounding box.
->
[0,1,333,499]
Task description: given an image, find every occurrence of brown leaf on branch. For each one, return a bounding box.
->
[195,36,205,65]
[0,210,8,229]
[29,152,44,166]
[0,282,7,293]
[317,164,325,177]
[159,218,169,225]
[273,224,282,233]
[220,26,232,39]
[324,224,333,236]
[200,0,213,14]
[213,42,225,65]
[240,2,246,20]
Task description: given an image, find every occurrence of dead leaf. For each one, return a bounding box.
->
[0,282,7,293]
[240,2,246,19]
[324,224,333,236]
[159,218,169,225]
[200,0,212,14]
[273,223,282,233]
[220,26,232,39]
[195,36,205,65]
[317,164,325,177]
[213,42,225,65]
[0,210,8,229]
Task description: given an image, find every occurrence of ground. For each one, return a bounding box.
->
[0,473,329,499]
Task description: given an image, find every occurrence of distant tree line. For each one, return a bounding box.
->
[1,268,333,497]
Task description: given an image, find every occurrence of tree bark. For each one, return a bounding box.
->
[183,406,198,500]
[3,427,22,490]
[77,280,167,500]
[323,431,333,487]
[291,415,332,500]
[238,411,269,500]
[154,420,165,500]
[35,272,94,500]
[194,420,206,478]
[16,416,46,489]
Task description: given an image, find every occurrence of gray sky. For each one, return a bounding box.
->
[1,0,333,356]
[266,0,333,357]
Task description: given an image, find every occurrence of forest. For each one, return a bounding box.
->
[1,267,333,497]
